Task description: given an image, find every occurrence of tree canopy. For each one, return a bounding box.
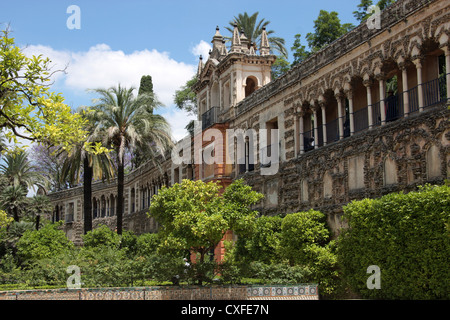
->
[149,179,264,262]
[0,28,90,152]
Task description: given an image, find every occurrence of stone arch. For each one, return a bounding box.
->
[244,76,258,97]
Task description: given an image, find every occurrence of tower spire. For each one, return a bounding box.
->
[211,26,225,59]
[231,23,242,53]
[260,26,270,56]
[197,55,204,77]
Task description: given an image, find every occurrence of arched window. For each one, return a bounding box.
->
[245,76,257,97]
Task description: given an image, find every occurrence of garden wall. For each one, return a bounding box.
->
[0,284,319,300]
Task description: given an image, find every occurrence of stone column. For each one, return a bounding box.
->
[442,46,450,102]
[345,89,355,136]
[413,58,424,112]
[336,92,344,139]
[376,74,386,125]
[364,79,373,129]
[320,101,327,146]
[206,87,210,111]
[299,111,305,155]
[400,63,409,116]
[312,104,319,149]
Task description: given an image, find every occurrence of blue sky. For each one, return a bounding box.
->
[2,0,361,141]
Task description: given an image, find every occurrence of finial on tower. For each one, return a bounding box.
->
[231,23,242,53]
[197,55,204,77]
[260,26,270,56]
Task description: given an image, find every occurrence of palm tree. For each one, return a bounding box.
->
[0,185,27,222]
[62,109,116,235]
[225,12,287,58]
[29,195,52,230]
[89,84,173,234]
[0,150,45,192]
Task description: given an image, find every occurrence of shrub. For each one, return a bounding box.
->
[247,261,312,285]
[16,222,74,264]
[234,215,282,265]
[82,225,121,248]
[279,210,330,265]
[337,184,450,299]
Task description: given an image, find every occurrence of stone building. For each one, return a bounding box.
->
[49,0,450,249]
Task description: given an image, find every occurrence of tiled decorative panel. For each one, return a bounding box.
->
[247,285,319,300]
[0,284,319,300]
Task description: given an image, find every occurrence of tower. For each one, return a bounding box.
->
[194,25,277,124]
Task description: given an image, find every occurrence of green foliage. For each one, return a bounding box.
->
[0,210,13,228]
[234,215,282,265]
[149,179,263,285]
[16,222,74,264]
[291,34,311,66]
[0,28,90,152]
[306,10,355,53]
[174,75,198,116]
[246,262,312,285]
[138,75,154,97]
[135,232,160,256]
[280,210,330,265]
[82,224,121,248]
[150,179,263,262]
[338,184,450,299]
[353,0,397,22]
[271,56,291,80]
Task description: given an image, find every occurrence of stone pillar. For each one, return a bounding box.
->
[320,102,327,146]
[443,46,450,102]
[413,58,424,112]
[336,92,344,139]
[400,63,409,116]
[376,74,386,125]
[312,104,319,149]
[364,79,373,129]
[299,111,305,155]
[345,89,355,136]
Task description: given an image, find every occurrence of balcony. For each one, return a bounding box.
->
[201,107,219,130]
[302,75,448,154]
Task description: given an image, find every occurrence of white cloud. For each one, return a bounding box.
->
[191,40,212,60]
[23,44,196,107]
[159,107,196,142]
[20,43,201,145]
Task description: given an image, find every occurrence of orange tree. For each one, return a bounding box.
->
[148,179,263,284]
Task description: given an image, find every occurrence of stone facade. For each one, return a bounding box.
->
[49,0,450,246]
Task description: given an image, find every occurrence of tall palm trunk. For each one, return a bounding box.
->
[116,155,124,235]
[83,156,93,234]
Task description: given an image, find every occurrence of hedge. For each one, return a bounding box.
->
[337,184,450,299]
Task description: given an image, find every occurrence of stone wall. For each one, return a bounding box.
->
[0,284,319,300]
[241,104,449,233]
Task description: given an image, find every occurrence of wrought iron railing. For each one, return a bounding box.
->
[201,107,219,130]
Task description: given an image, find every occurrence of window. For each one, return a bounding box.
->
[245,76,257,97]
